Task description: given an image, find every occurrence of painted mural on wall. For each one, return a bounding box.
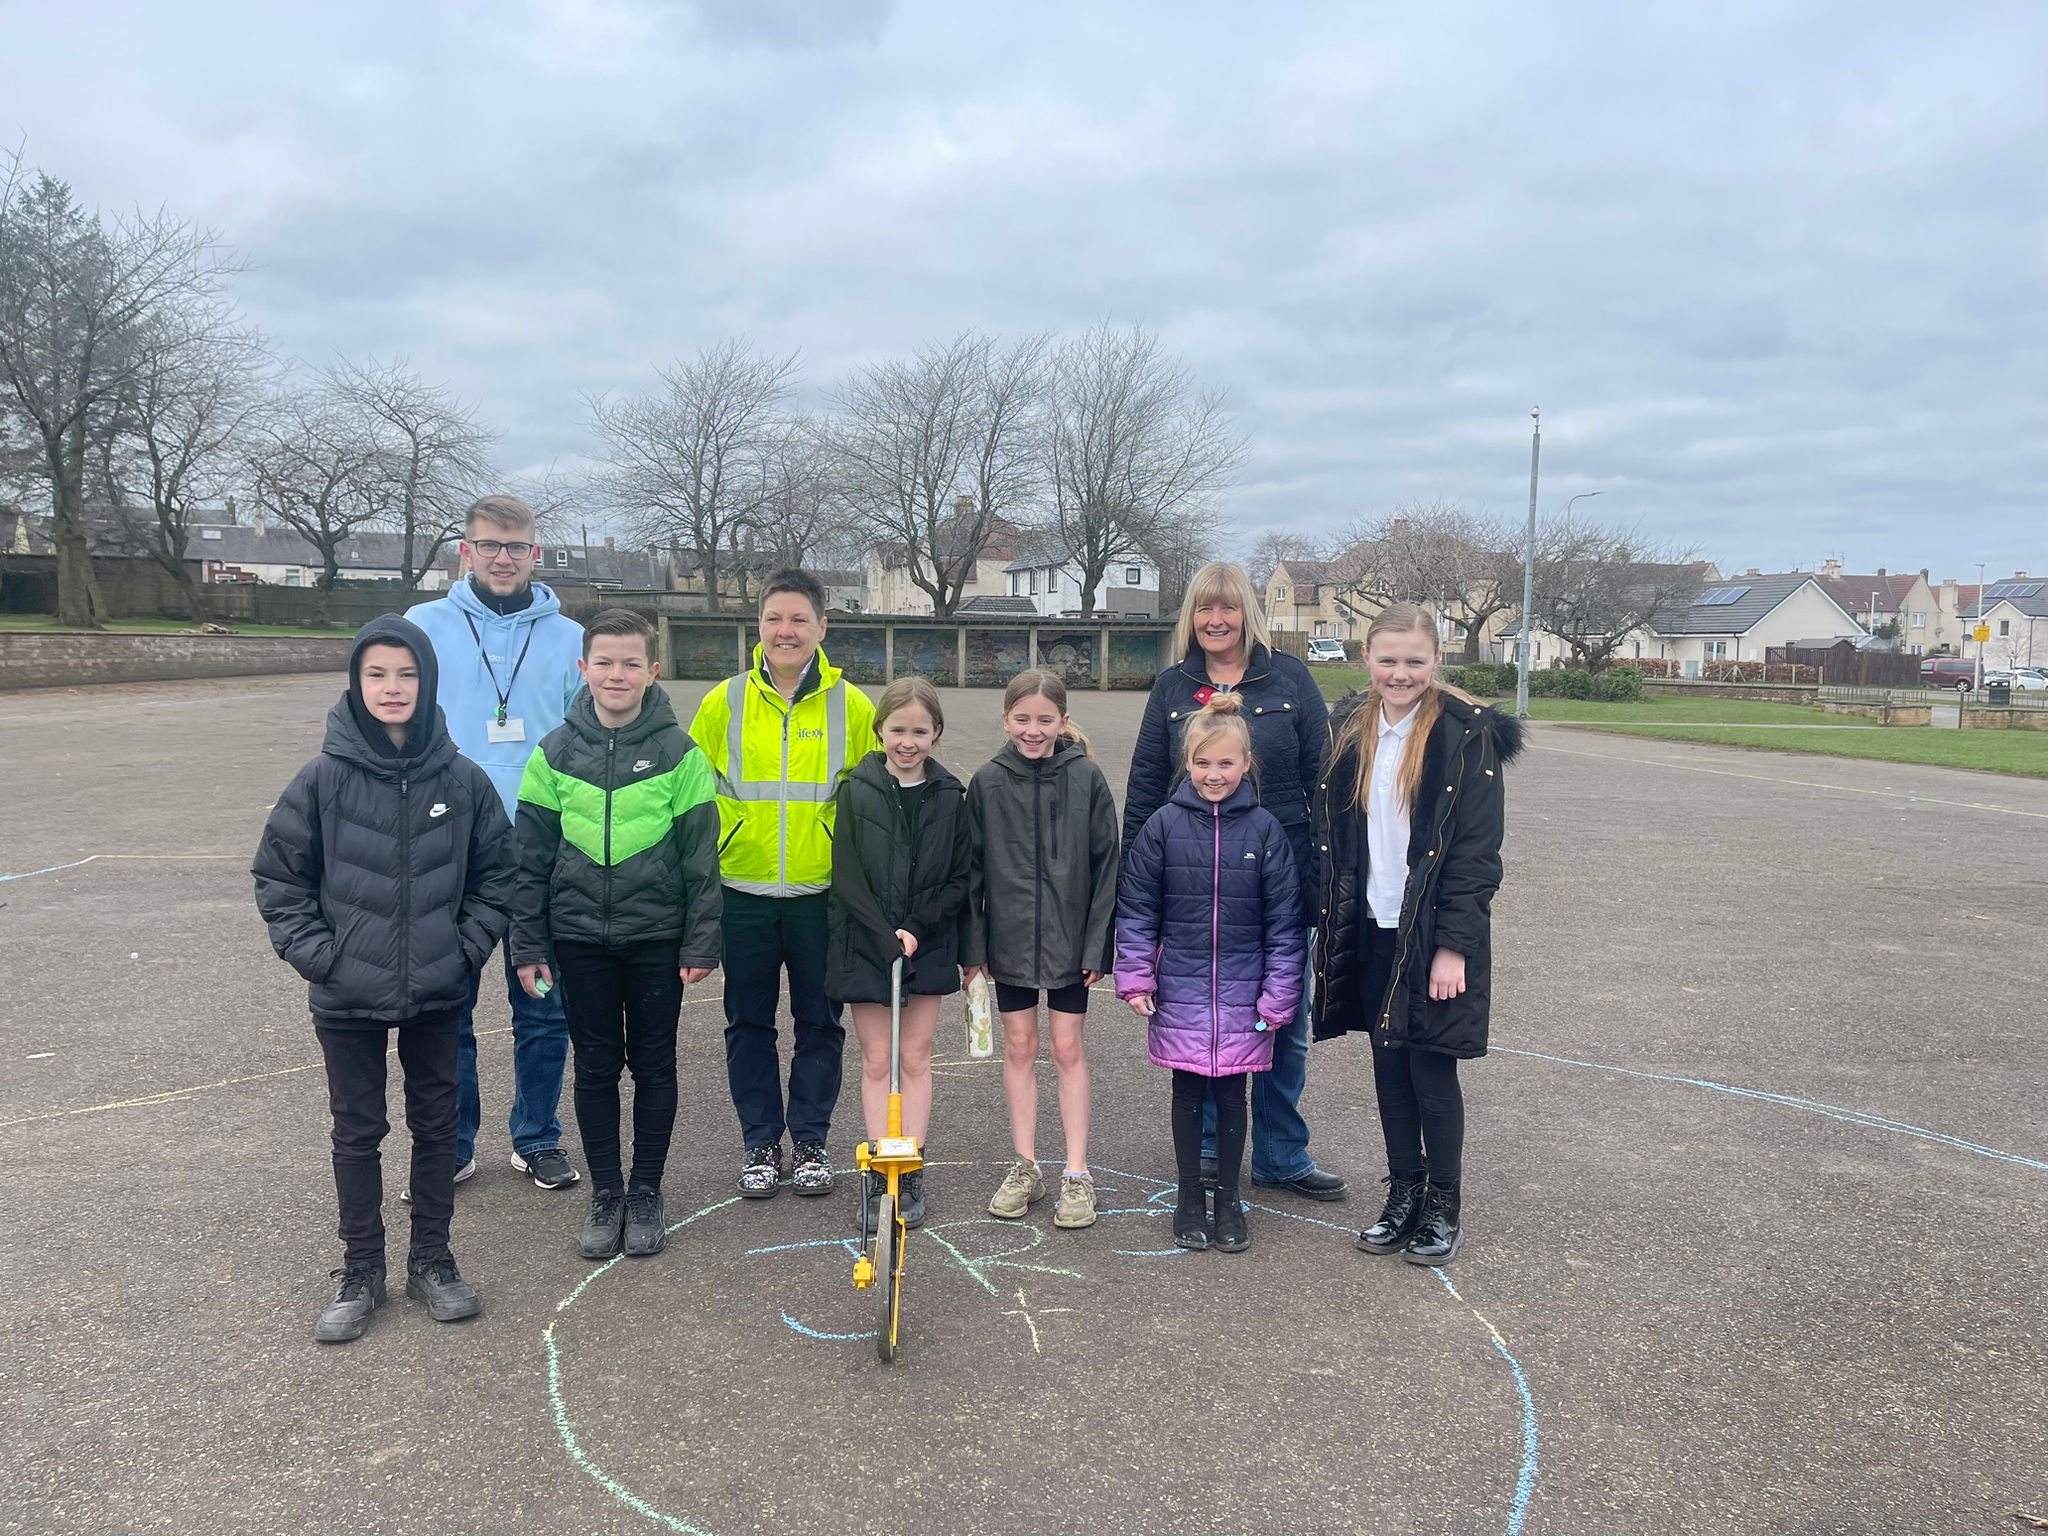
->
[965,628,1030,687]
[894,628,958,685]
[1035,630,1099,689]
[672,624,747,680]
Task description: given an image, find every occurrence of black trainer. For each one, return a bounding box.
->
[900,1168,927,1229]
[1212,1193,1250,1253]
[623,1187,667,1257]
[737,1144,783,1199]
[1173,1189,1210,1251]
[580,1188,627,1259]
[1402,1182,1463,1266]
[1357,1174,1428,1254]
[405,1255,482,1321]
[314,1263,386,1344]
[512,1147,581,1190]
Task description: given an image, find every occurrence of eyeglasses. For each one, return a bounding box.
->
[470,540,535,559]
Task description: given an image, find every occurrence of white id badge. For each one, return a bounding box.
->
[486,717,527,744]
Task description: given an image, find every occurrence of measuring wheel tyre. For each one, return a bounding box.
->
[873,1194,902,1362]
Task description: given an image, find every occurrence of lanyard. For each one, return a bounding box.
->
[463,613,537,725]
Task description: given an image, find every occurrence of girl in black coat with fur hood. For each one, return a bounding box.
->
[1311,603,1524,1266]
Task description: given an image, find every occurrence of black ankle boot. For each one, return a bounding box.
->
[1211,1189,1250,1252]
[1173,1185,1210,1249]
[1402,1182,1462,1266]
[1356,1173,1427,1254]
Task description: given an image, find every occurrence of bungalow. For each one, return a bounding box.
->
[1640,574,1865,674]
[1961,577,2048,672]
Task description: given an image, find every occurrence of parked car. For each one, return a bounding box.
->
[2006,668,2048,691]
[1920,657,1978,691]
[1305,637,1349,663]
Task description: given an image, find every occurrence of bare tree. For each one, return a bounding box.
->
[0,150,245,626]
[830,332,1046,618]
[244,383,393,626]
[749,420,841,573]
[587,340,797,612]
[1334,500,1525,661]
[103,314,271,622]
[1242,527,1328,591]
[1527,514,1707,671]
[1044,321,1245,614]
[328,356,497,589]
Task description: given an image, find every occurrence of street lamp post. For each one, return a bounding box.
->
[1516,408,1541,718]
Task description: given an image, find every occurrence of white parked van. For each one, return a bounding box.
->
[1305,637,1348,663]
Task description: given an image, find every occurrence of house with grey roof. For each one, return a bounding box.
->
[1640,574,1865,673]
[1961,575,2048,671]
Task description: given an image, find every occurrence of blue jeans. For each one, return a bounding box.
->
[455,943,570,1164]
[1202,928,1317,1181]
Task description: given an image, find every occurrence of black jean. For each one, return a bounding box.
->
[720,890,844,1148]
[556,939,685,1193]
[1172,1069,1248,1199]
[316,1014,460,1270]
[1362,924,1465,1185]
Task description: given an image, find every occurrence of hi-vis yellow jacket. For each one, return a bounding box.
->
[688,646,877,897]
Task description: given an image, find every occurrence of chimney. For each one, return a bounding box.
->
[1820,557,1842,577]
[1875,566,1886,578]
[2017,570,2030,580]
[604,536,615,552]
[954,495,976,519]
[1744,567,1761,578]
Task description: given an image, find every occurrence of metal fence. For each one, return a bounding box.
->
[1820,683,2048,711]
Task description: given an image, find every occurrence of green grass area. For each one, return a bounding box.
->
[0,614,339,637]
[1307,666,1840,726]
[1563,723,2048,779]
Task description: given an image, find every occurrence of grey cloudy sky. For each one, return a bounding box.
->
[13,1,2044,577]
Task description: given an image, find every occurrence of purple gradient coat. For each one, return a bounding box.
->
[1114,778,1305,1077]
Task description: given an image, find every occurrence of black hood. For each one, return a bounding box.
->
[326,614,455,776]
[990,735,1091,780]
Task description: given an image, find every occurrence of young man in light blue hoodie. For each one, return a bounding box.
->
[407,495,587,1193]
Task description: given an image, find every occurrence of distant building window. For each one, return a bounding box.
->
[200,528,222,541]
[284,568,302,587]
[1029,572,1038,595]
[1998,619,2010,636]
[1276,587,1287,604]
[1910,644,1922,656]
[556,549,570,568]
[1911,611,1925,628]
[1125,566,1142,585]
[1049,569,1060,595]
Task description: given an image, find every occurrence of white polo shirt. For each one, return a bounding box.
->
[1366,704,1417,928]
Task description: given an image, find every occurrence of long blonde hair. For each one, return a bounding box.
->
[1002,669,1093,757]
[1172,561,1272,663]
[1332,602,1476,812]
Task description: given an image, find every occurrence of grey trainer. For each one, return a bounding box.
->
[314,1264,386,1344]
[987,1155,1045,1219]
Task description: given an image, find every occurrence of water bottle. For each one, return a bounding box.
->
[965,971,995,1059]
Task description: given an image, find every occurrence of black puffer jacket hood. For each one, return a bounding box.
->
[961,737,1122,988]
[338,614,449,767]
[1310,689,1523,1057]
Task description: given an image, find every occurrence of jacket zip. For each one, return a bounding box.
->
[602,732,616,947]
[1381,733,1469,1032]
[778,700,791,890]
[1031,760,1045,982]
[399,776,412,1010]
[1210,799,1222,1076]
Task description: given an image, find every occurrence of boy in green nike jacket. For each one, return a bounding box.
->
[513,610,722,1261]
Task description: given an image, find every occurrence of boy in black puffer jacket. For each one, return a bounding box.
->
[253,615,514,1344]
[512,610,723,1263]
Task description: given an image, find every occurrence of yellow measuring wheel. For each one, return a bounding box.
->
[852,956,922,1362]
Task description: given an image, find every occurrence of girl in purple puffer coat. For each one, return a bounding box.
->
[1116,694,1305,1252]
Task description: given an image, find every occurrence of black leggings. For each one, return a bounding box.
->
[1172,1070,1247,1198]
[995,980,1091,1015]
[557,940,684,1193]
[1363,924,1465,1185]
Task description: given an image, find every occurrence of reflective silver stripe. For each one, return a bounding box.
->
[725,780,833,803]
[723,675,747,790]
[825,681,847,783]
[723,876,830,898]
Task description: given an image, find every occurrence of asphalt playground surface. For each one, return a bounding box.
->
[3,673,2044,1536]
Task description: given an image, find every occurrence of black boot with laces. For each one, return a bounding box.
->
[1357,1173,1428,1254]
[1402,1182,1463,1266]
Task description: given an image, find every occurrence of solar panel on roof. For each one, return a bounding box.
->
[1985,581,2042,599]
[1691,585,1750,606]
